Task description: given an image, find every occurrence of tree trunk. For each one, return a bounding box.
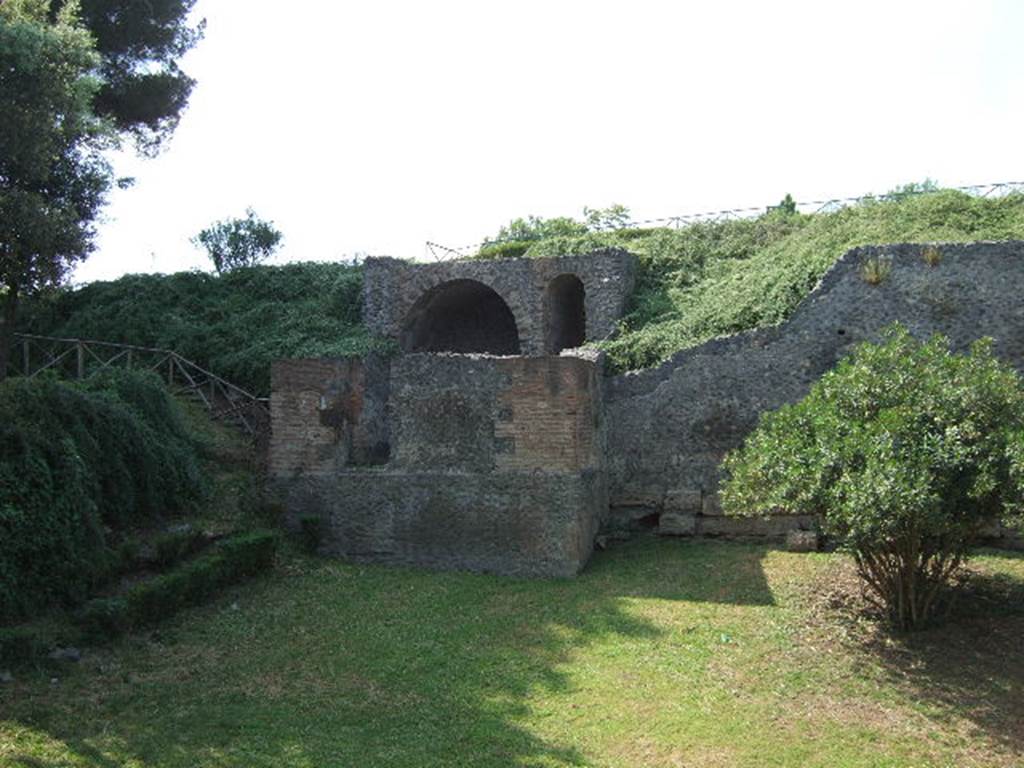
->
[0,281,19,382]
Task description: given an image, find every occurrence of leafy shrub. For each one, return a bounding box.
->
[722,325,1024,630]
[77,529,279,639]
[192,208,283,274]
[0,371,208,623]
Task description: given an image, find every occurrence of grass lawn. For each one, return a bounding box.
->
[1,538,1022,767]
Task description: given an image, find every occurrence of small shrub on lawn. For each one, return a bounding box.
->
[722,324,1024,630]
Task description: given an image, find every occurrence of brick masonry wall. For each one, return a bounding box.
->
[389,355,602,474]
[269,353,608,576]
[604,240,1024,541]
[363,250,636,355]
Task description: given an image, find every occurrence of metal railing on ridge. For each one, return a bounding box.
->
[425,179,1024,262]
[11,333,269,438]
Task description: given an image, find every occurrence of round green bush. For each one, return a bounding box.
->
[722,324,1024,630]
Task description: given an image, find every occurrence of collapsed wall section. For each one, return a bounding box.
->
[604,240,1024,542]
[270,354,607,577]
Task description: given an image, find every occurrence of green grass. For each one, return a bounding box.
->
[2,539,1022,767]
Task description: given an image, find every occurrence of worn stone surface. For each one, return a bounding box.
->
[269,354,391,477]
[363,250,636,356]
[605,240,1024,542]
[276,469,606,578]
[786,530,820,553]
[270,354,607,577]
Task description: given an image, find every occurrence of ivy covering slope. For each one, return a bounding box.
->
[480,190,1024,371]
[20,190,1024,388]
[0,370,207,623]
[20,262,389,395]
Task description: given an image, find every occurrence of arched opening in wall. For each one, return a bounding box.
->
[545,274,586,354]
[400,279,521,355]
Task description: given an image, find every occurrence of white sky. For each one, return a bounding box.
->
[77,0,1024,283]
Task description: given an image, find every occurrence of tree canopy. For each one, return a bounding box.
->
[0,0,113,376]
[50,0,205,152]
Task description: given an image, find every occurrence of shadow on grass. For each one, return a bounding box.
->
[857,551,1024,756]
[1,538,775,768]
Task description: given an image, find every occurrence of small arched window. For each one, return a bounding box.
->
[545,274,586,354]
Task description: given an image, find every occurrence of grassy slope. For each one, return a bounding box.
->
[512,191,1024,371]
[19,263,389,396]
[2,539,1022,767]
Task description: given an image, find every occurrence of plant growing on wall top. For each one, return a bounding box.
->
[721,324,1024,631]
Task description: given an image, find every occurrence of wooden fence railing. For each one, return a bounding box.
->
[11,333,269,438]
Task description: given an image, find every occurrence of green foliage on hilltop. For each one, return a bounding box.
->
[0,370,207,623]
[20,262,390,395]
[479,190,1024,371]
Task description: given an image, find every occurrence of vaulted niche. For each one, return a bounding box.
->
[400,279,521,355]
[545,274,586,354]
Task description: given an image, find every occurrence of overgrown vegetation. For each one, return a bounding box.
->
[18,188,1024,394]
[722,325,1024,630]
[0,370,208,623]
[477,189,1024,371]
[19,262,390,395]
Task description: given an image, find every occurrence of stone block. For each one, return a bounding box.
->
[785,530,819,552]
[658,513,696,537]
[664,488,702,514]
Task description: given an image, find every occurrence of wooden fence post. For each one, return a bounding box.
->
[76,342,85,379]
[22,340,29,377]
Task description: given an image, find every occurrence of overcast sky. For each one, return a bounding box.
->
[77,0,1024,283]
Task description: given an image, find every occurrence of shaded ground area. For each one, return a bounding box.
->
[1,539,1022,767]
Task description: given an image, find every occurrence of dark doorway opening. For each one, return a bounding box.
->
[400,279,521,355]
[545,274,586,354]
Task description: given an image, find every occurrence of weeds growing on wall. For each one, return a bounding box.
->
[0,370,208,622]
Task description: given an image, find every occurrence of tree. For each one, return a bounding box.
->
[50,0,205,153]
[0,0,203,380]
[193,209,284,274]
[721,325,1024,630]
[0,0,113,380]
[583,203,631,230]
